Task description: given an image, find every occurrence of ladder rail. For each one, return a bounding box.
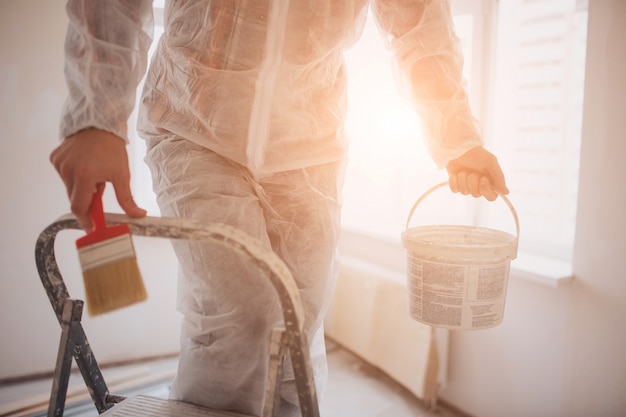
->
[35,214,320,416]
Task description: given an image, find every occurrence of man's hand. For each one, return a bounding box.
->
[50,128,147,230]
[446,146,509,201]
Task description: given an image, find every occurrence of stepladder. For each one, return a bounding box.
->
[35,213,321,417]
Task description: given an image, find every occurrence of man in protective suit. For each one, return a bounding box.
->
[51,1,509,415]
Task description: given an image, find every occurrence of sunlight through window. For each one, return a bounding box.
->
[341,9,475,240]
[131,1,587,267]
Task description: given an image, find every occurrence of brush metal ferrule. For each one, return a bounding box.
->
[77,235,136,272]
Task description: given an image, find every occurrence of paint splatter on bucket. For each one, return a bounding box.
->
[401,182,519,330]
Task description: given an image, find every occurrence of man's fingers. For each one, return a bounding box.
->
[446,146,510,200]
[456,171,469,195]
[450,172,490,198]
[467,172,481,198]
[448,174,459,193]
[449,171,500,201]
[70,181,98,231]
[479,176,498,201]
[486,165,509,196]
[112,179,147,218]
[50,129,146,229]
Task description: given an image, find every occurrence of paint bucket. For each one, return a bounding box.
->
[401,182,519,330]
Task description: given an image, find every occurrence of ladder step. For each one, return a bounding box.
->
[100,395,255,417]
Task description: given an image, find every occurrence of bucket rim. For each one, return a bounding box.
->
[401,224,518,259]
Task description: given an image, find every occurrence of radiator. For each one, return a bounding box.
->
[324,257,448,405]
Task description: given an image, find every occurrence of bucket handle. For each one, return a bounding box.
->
[405,181,520,239]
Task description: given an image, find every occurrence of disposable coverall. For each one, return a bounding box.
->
[60,0,483,415]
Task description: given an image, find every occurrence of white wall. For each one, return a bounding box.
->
[0,0,181,380]
[439,1,626,416]
[439,275,571,416]
[562,0,626,415]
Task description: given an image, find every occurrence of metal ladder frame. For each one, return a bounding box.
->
[35,214,320,417]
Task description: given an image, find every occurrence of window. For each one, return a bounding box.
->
[130,0,588,273]
[487,0,588,261]
[341,3,486,241]
[340,0,588,272]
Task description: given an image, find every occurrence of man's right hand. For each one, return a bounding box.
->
[50,128,147,231]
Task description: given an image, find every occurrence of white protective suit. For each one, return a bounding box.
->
[60,0,482,415]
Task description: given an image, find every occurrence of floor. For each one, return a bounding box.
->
[0,338,464,417]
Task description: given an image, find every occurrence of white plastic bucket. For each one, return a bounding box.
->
[401,182,519,330]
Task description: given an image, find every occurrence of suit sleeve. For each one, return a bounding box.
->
[372,0,482,168]
[60,0,154,142]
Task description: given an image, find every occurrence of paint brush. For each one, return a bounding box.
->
[76,184,147,316]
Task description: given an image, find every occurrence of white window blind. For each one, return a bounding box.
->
[487,0,588,261]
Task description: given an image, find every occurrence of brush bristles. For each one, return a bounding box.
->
[82,257,147,316]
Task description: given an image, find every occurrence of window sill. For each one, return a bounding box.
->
[339,229,574,290]
[510,252,574,288]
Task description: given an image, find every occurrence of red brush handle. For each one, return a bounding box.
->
[90,184,107,232]
[76,183,131,248]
